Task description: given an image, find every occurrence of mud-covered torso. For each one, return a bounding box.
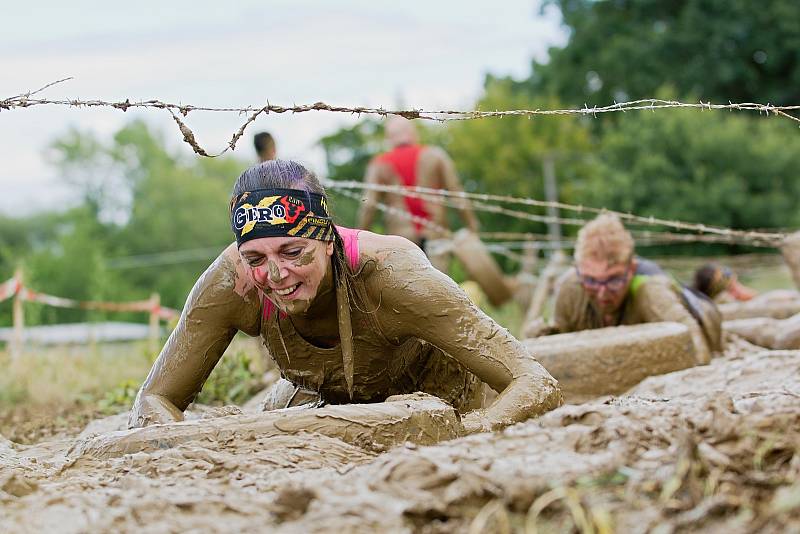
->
[261,261,482,410]
[373,148,453,241]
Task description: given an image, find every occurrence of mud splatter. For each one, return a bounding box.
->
[292,251,315,267]
[267,260,281,283]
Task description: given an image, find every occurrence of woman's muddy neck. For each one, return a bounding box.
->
[283,259,340,345]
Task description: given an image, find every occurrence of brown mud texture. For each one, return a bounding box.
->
[523,322,695,403]
[2,339,800,533]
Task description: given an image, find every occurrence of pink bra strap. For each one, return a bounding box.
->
[337,225,361,271]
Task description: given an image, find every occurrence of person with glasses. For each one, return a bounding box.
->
[527,213,721,365]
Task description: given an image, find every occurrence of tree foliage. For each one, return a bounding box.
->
[582,102,800,231]
[0,121,242,326]
[520,0,800,106]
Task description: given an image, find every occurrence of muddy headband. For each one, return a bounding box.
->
[230,188,334,247]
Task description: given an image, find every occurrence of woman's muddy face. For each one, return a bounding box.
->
[239,236,334,314]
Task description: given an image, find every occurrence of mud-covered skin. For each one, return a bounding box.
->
[539,268,720,365]
[129,246,262,428]
[129,233,561,431]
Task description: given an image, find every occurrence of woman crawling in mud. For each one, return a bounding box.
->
[129,160,561,432]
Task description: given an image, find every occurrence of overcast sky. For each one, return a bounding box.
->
[0,1,565,215]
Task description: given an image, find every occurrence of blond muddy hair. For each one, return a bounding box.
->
[574,213,634,265]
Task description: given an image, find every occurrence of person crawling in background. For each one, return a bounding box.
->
[527,213,722,365]
[693,263,758,303]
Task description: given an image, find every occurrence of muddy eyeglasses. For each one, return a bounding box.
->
[577,265,632,292]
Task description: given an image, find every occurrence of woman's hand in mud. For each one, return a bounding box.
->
[128,393,185,429]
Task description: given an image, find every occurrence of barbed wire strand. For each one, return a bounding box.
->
[332,187,771,263]
[334,183,781,249]
[3,78,799,157]
[331,188,526,263]
[478,231,776,247]
[323,180,787,246]
[387,186,590,228]
[2,79,793,246]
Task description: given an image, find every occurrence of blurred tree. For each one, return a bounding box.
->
[443,79,592,236]
[318,119,384,183]
[48,128,130,222]
[23,207,118,325]
[582,100,800,232]
[0,121,243,326]
[518,0,800,106]
[102,122,233,306]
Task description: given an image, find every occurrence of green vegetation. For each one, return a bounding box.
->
[319,1,799,257]
[0,343,153,410]
[0,337,270,440]
[518,0,800,106]
[0,121,240,326]
[97,345,267,415]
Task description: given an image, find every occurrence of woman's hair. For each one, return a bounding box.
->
[232,160,323,197]
[231,159,357,299]
[574,213,634,266]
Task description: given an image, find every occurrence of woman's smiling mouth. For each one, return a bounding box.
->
[274,283,301,297]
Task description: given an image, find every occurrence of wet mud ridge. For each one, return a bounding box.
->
[2,342,799,533]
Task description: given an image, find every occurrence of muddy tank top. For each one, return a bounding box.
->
[260,226,481,409]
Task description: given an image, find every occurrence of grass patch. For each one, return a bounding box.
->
[0,342,153,411]
[0,335,271,441]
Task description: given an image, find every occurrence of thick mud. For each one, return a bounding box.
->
[1,336,799,533]
[523,322,695,403]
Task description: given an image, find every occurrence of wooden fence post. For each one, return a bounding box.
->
[148,292,160,356]
[11,267,24,360]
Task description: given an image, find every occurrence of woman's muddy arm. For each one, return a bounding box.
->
[128,247,262,428]
[370,242,562,432]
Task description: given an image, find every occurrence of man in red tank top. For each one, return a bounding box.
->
[358,117,479,267]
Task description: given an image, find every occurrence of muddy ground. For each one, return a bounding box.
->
[1,335,798,533]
